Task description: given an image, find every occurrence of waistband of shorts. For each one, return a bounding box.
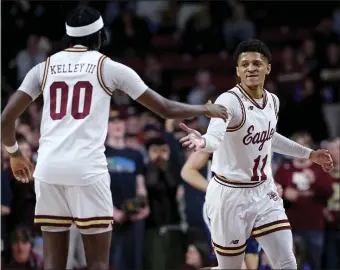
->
[214,174,266,188]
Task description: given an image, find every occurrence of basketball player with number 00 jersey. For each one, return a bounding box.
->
[179,39,333,269]
[1,7,228,270]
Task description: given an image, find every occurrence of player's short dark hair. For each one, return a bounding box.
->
[233,39,272,63]
[62,6,107,51]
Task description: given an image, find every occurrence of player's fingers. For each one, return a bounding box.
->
[19,169,29,183]
[24,167,32,182]
[14,171,25,183]
[188,143,195,150]
[182,141,192,147]
[220,106,228,120]
[179,123,192,134]
[179,135,190,144]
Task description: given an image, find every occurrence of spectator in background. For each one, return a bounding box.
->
[323,138,340,270]
[143,138,184,270]
[142,54,172,98]
[105,110,148,270]
[293,77,328,142]
[275,132,333,270]
[182,6,224,57]
[156,0,178,35]
[298,38,319,78]
[182,241,210,269]
[5,227,42,269]
[223,3,255,52]
[321,42,340,138]
[187,70,215,106]
[276,46,304,97]
[1,152,13,259]
[315,17,339,54]
[15,35,46,86]
[110,6,152,57]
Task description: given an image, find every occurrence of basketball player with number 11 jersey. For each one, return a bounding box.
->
[179,39,333,270]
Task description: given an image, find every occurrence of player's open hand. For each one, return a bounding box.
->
[179,123,206,151]
[309,149,334,172]
[204,100,228,121]
[10,152,34,183]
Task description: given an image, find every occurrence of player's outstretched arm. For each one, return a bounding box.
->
[136,91,228,120]
[272,132,333,172]
[181,151,210,192]
[103,59,228,120]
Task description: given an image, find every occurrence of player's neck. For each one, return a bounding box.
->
[106,137,125,149]
[240,82,264,99]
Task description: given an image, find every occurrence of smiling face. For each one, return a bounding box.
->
[236,52,271,89]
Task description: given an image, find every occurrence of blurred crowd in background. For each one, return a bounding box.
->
[1,0,340,270]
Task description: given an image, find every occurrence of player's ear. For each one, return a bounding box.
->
[266,64,271,75]
[236,66,240,77]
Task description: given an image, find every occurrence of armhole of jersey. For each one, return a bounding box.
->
[41,57,50,91]
[226,91,246,132]
[271,93,278,120]
[97,55,113,96]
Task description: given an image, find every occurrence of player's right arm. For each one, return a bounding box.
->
[102,59,228,120]
[1,63,43,182]
[181,151,210,192]
[179,92,236,152]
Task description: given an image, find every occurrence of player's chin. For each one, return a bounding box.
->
[245,77,261,88]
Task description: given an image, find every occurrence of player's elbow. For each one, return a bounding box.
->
[159,101,173,119]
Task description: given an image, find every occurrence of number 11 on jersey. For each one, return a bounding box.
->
[251,154,268,181]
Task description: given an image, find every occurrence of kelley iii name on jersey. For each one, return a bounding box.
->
[242,121,275,151]
[50,63,97,75]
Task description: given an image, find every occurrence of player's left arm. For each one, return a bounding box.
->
[271,94,333,172]
[272,133,333,172]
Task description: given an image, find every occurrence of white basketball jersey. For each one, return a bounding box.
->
[211,85,279,184]
[33,47,112,185]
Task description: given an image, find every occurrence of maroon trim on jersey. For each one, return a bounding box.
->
[270,93,279,120]
[212,240,247,256]
[214,175,266,188]
[41,57,50,91]
[226,91,247,132]
[236,83,268,110]
[97,55,112,96]
[251,219,291,238]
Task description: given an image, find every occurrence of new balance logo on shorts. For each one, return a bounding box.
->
[230,240,239,244]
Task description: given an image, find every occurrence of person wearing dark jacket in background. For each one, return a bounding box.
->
[143,137,185,270]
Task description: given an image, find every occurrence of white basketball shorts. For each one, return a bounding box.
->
[34,172,113,234]
[205,176,291,257]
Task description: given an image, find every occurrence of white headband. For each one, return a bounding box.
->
[66,16,104,37]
